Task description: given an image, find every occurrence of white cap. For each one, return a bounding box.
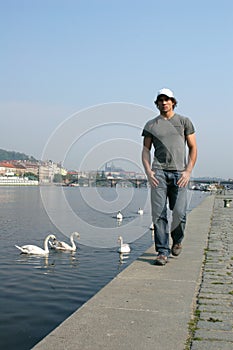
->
[155,88,175,102]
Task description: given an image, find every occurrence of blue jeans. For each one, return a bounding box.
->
[151,169,187,257]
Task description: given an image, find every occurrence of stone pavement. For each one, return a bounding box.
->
[32,193,233,350]
[190,192,233,350]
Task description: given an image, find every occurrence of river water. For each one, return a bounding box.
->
[0,186,207,350]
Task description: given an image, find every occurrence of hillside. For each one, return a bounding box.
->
[0,149,37,162]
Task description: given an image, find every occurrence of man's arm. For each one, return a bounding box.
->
[142,136,159,187]
[177,133,197,187]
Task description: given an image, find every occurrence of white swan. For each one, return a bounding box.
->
[118,236,131,253]
[50,232,80,252]
[15,234,56,256]
[150,222,154,230]
[116,211,123,221]
[137,208,143,215]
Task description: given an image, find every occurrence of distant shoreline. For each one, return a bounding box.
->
[0,176,38,186]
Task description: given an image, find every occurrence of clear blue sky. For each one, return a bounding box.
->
[1,0,233,179]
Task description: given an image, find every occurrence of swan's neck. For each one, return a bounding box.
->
[44,236,50,253]
[70,235,76,249]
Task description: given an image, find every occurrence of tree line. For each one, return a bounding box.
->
[0,149,37,162]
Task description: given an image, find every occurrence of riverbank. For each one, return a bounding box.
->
[32,193,226,350]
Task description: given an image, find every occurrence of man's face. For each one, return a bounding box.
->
[156,95,174,113]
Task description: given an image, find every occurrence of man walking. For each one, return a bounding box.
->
[142,88,197,265]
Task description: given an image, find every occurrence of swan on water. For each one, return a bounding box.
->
[150,222,154,230]
[15,234,56,256]
[49,232,80,252]
[116,211,123,221]
[137,208,143,215]
[118,236,131,253]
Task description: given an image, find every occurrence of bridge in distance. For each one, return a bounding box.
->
[67,177,233,189]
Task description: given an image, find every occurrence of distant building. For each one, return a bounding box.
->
[0,161,26,176]
[39,161,67,183]
[14,160,39,176]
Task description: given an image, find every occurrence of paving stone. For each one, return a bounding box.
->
[194,329,233,342]
[190,195,233,349]
[198,304,232,312]
[196,320,232,331]
[198,292,233,300]
[200,285,233,294]
[191,340,233,350]
[199,311,233,322]
[198,298,232,306]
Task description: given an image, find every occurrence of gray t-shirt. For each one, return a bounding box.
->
[142,113,195,171]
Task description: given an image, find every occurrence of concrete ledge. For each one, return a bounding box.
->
[33,195,215,350]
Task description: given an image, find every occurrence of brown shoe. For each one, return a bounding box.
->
[171,243,182,256]
[155,255,168,266]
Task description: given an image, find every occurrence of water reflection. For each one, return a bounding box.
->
[15,249,80,273]
[16,254,56,273]
[118,252,130,266]
[117,219,122,227]
[52,249,79,267]
[69,251,79,267]
[0,189,15,203]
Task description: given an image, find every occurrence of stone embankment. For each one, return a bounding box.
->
[190,192,233,350]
